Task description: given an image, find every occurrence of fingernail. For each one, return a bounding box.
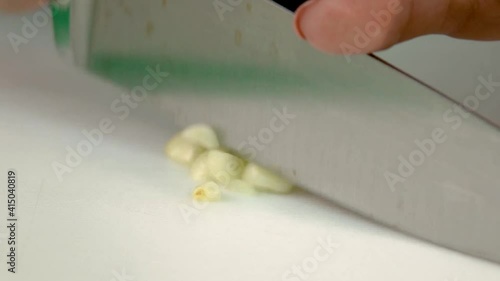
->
[294,0,319,40]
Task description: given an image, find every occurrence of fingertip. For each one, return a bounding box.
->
[0,0,49,13]
[294,0,405,55]
[294,0,317,40]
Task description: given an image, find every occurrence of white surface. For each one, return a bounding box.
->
[0,9,500,281]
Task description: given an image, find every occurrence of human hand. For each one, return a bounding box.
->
[294,0,500,55]
[0,0,48,13]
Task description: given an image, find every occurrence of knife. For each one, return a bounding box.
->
[52,0,500,263]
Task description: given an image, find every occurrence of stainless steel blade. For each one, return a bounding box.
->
[62,0,500,263]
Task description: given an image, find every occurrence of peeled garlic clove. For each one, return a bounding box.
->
[193,181,222,201]
[206,150,245,185]
[241,163,293,193]
[165,135,205,165]
[181,124,219,150]
[190,151,211,182]
[227,179,257,195]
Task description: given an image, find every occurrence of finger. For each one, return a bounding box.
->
[0,0,48,13]
[294,0,500,55]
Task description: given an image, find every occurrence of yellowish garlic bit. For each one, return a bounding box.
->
[227,179,257,195]
[181,124,220,150]
[167,123,296,200]
[192,181,222,202]
[206,150,246,185]
[241,163,293,194]
[190,151,211,182]
[164,135,205,166]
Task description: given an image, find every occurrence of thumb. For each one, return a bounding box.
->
[0,0,48,13]
[294,0,500,55]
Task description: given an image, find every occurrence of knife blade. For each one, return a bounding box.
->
[59,0,500,263]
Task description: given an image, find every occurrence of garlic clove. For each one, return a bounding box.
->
[193,181,222,201]
[227,179,258,195]
[190,151,211,182]
[206,150,245,185]
[165,135,205,166]
[181,124,220,150]
[241,163,293,193]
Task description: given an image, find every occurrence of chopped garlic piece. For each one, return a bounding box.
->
[227,179,257,195]
[165,135,205,165]
[190,151,211,182]
[181,124,219,150]
[206,150,245,185]
[193,181,222,201]
[242,163,293,193]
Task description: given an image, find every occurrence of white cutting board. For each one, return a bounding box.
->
[1,14,500,281]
